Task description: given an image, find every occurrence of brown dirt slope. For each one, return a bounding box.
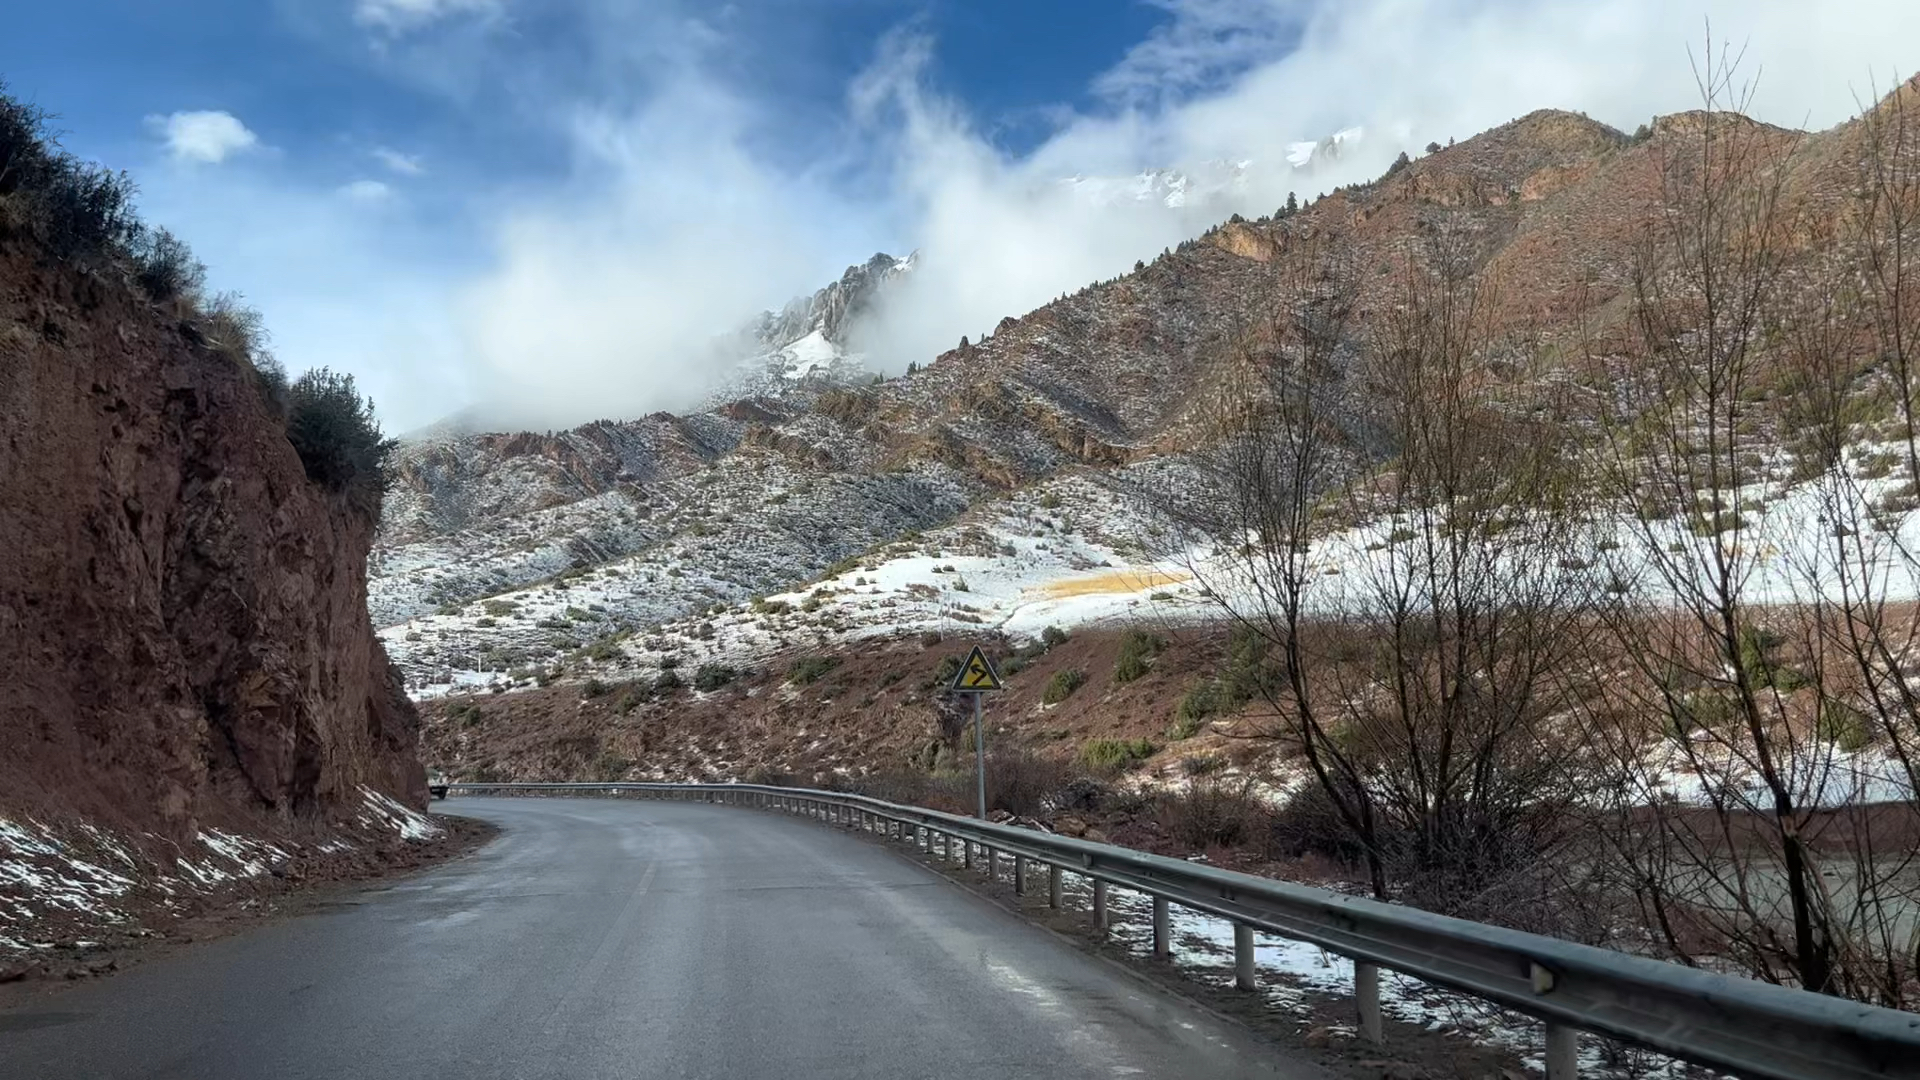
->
[0,239,426,845]
[420,627,1254,787]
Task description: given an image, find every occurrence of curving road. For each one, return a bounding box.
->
[0,797,1321,1080]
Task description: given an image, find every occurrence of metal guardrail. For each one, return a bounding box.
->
[443,781,1920,1080]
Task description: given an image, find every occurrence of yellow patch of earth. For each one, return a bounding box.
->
[1033,568,1192,599]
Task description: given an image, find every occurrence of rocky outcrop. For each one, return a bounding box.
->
[0,243,425,842]
[752,252,911,348]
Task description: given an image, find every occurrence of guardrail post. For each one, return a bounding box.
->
[985,846,997,883]
[1014,856,1026,895]
[1152,897,1170,959]
[1048,865,1062,909]
[962,838,973,869]
[1544,1024,1576,1080]
[1234,924,1256,991]
[1356,962,1383,1044]
[1093,880,1108,936]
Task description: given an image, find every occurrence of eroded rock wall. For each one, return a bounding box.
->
[0,244,424,843]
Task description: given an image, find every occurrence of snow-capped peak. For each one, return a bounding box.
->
[1287,126,1365,170]
[1060,160,1255,210]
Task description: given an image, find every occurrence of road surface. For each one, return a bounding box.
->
[0,796,1321,1079]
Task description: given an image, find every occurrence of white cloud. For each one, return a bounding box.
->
[840,0,1920,379]
[455,75,869,428]
[147,110,260,164]
[1092,0,1297,109]
[340,179,394,201]
[134,165,470,437]
[354,0,499,34]
[372,147,426,175]
[133,0,1920,435]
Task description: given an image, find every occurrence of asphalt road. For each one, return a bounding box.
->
[0,797,1323,1080]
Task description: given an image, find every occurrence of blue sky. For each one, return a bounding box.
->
[3,1,1181,192]
[1,1,1915,430]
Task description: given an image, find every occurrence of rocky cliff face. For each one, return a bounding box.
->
[752,252,911,349]
[0,242,425,842]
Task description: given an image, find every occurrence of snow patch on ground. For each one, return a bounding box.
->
[388,470,1204,696]
[171,830,287,888]
[1035,874,1690,1080]
[776,329,840,379]
[2,786,439,955]
[359,787,444,842]
[0,819,136,925]
[382,459,974,695]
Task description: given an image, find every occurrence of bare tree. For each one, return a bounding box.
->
[1578,41,1914,1000]
[1763,74,1920,1007]
[1144,227,1394,895]
[1326,222,1600,921]
[1143,217,1600,918]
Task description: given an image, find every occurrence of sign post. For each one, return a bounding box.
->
[950,645,1004,820]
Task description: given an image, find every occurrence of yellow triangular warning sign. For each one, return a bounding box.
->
[951,645,1003,692]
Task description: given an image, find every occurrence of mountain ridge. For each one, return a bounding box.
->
[375,94,1915,693]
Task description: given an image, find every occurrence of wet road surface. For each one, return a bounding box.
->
[0,796,1324,1080]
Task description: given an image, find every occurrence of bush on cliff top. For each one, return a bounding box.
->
[0,85,139,257]
[285,369,394,510]
[1,82,389,510]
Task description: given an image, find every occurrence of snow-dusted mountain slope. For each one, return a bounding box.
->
[372,226,1283,628]
[379,106,1844,680]
[707,252,915,403]
[380,466,1173,694]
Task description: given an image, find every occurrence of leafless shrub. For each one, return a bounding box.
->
[1157,777,1272,852]
[983,750,1075,816]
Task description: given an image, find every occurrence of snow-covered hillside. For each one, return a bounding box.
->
[379,468,1188,696]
